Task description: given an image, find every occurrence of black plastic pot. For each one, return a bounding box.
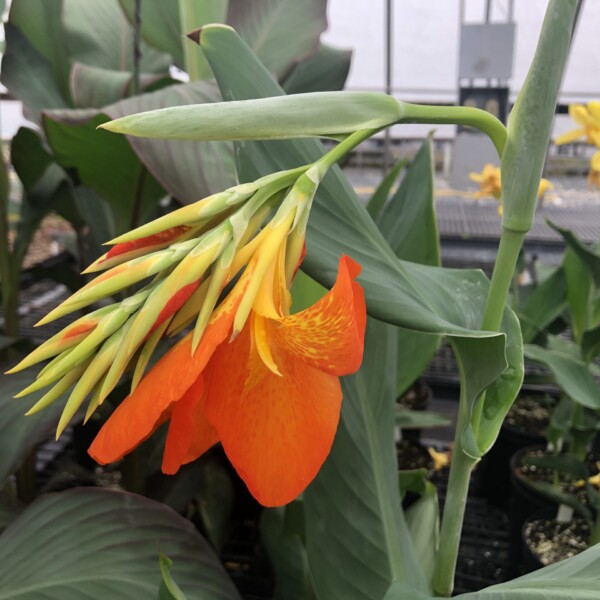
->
[508,446,557,574]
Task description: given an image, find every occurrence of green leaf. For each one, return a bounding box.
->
[581,326,600,363]
[45,80,237,210]
[43,112,166,233]
[1,22,69,119]
[10,128,80,267]
[563,248,593,344]
[70,63,173,109]
[366,159,406,220]
[201,24,523,464]
[398,468,428,497]
[377,138,440,267]
[517,266,567,344]
[405,482,439,586]
[0,369,65,484]
[524,344,600,409]
[376,139,441,396]
[282,43,352,94]
[549,220,600,287]
[304,320,427,598]
[100,90,404,141]
[3,0,71,105]
[62,0,171,74]
[395,409,451,430]
[0,488,240,599]
[0,495,22,533]
[119,0,185,65]
[159,555,189,600]
[523,453,589,481]
[385,543,600,598]
[226,0,327,79]
[260,503,314,600]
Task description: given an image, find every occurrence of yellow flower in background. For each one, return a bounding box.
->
[469,164,502,200]
[469,164,554,215]
[428,447,451,471]
[554,102,600,146]
[589,151,600,190]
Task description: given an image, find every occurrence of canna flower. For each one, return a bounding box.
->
[469,164,553,215]
[89,251,365,507]
[554,102,600,146]
[8,150,367,506]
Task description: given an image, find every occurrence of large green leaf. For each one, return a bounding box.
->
[62,0,170,74]
[3,0,71,105]
[0,369,64,484]
[120,0,328,82]
[260,502,314,600]
[517,266,567,344]
[2,0,172,120]
[0,487,240,599]
[282,43,352,94]
[304,319,427,599]
[405,482,439,586]
[524,344,600,409]
[1,22,69,119]
[200,23,523,454]
[70,63,173,109]
[376,138,441,396]
[226,0,327,79]
[119,0,185,65]
[43,112,165,233]
[44,81,236,214]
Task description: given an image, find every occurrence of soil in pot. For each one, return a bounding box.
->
[396,380,431,443]
[397,438,434,472]
[522,513,590,572]
[508,446,598,574]
[478,394,553,507]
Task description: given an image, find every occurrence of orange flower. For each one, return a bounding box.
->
[89,254,366,507]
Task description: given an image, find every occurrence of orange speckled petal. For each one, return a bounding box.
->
[88,262,256,465]
[270,255,366,376]
[205,323,342,507]
[162,375,219,474]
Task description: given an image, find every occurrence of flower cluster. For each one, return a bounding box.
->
[469,164,553,215]
[554,102,600,189]
[9,161,366,506]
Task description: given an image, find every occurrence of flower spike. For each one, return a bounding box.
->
[10,134,369,507]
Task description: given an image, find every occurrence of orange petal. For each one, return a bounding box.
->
[162,375,219,474]
[205,323,343,506]
[88,262,256,465]
[270,255,366,376]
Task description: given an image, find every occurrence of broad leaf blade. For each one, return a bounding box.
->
[0,369,64,484]
[524,344,600,409]
[366,159,406,220]
[0,488,239,599]
[282,43,352,95]
[304,319,427,598]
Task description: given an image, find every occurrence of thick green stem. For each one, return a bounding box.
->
[432,408,477,597]
[399,103,507,158]
[481,228,527,332]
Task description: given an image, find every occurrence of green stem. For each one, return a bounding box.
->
[399,103,507,158]
[318,129,380,170]
[432,415,477,597]
[481,228,527,332]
